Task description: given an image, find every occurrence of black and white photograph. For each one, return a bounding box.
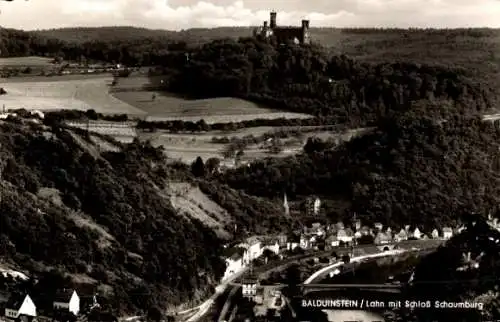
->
[0,1,499,322]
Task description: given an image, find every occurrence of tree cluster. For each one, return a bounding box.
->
[220,110,500,229]
[155,37,491,127]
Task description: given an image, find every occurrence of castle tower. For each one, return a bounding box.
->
[270,11,277,28]
[301,20,311,44]
[283,193,289,215]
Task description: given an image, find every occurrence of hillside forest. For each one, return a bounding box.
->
[1,25,500,319]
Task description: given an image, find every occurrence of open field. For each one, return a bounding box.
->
[0,74,110,83]
[115,90,312,123]
[139,126,371,164]
[166,182,232,239]
[0,76,146,116]
[111,75,313,123]
[0,56,54,67]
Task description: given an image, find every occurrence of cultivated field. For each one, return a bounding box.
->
[0,56,54,67]
[139,127,371,164]
[111,76,313,123]
[0,76,146,116]
[66,120,138,143]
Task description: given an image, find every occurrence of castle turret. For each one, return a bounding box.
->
[270,11,277,28]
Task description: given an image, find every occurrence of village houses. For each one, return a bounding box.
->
[237,237,263,264]
[443,227,453,239]
[222,249,244,281]
[53,289,80,316]
[4,293,36,321]
[374,231,392,244]
[394,229,408,242]
[413,227,422,239]
[336,228,353,244]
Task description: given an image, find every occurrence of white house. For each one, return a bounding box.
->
[337,229,353,243]
[374,232,391,244]
[238,237,263,264]
[4,294,36,320]
[413,228,422,239]
[306,197,321,215]
[326,235,340,248]
[394,229,408,242]
[262,241,280,255]
[443,227,453,239]
[222,251,244,281]
[374,223,383,231]
[360,226,371,236]
[431,229,439,239]
[354,219,362,231]
[286,234,300,250]
[287,242,299,250]
[53,289,80,316]
[242,278,258,298]
[299,235,310,249]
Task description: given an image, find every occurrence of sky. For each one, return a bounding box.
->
[0,0,500,30]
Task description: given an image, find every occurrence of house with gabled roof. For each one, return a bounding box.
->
[53,289,80,316]
[337,229,353,244]
[360,226,371,236]
[325,234,339,249]
[4,293,36,320]
[286,233,300,250]
[300,235,310,249]
[262,240,280,255]
[354,219,362,231]
[374,232,392,244]
[413,227,422,239]
[222,247,245,281]
[394,229,408,242]
[443,227,453,239]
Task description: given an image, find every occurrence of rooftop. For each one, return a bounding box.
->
[5,293,28,309]
[54,289,75,303]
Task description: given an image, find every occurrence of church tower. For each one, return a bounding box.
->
[283,193,290,215]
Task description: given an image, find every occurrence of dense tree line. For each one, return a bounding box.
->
[219,109,500,229]
[0,26,496,130]
[39,109,344,132]
[153,37,492,126]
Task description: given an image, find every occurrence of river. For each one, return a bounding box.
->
[316,251,429,322]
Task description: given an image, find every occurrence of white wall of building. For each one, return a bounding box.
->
[222,257,244,281]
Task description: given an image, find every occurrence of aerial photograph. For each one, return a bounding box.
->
[0,0,499,322]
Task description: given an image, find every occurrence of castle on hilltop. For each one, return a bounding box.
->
[253,11,311,45]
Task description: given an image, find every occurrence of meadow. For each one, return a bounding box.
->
[0,56,54,67]
[111,76,313,123]
[0,76,146,116]
[139,127,368,164]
